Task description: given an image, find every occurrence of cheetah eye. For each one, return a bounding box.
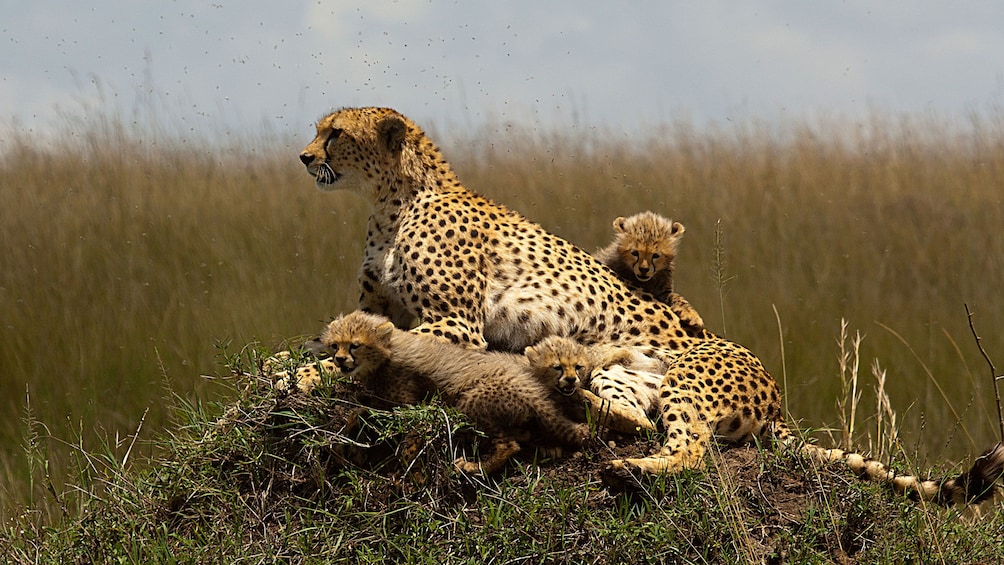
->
[574,365,585,373]
[651,253,661,260]
[630,250,640,257]
[552,364,563,372]
[348,342,360,353]
[326,128,343,147]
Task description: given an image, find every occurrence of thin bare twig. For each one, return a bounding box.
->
[121,407,148,469]
[876,321,974,447]
[965,303,1004,443]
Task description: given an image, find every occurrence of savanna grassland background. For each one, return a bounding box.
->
[2,104,1004,525]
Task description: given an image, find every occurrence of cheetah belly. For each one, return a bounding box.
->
[482,283,572,352]
[363,247,416,325]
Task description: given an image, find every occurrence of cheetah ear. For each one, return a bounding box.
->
[671,221,685,237]
[612,217,627,234]
[377,116,408,155]
[376,320,395,338]
[305,336,328,357]
[524,345,539,363]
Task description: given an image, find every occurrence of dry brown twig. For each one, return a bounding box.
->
[965,303,1004,443]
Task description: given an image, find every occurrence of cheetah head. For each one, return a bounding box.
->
[298,107,410,194]
[525,336,592,396]
[612,213,685,282]
[310,311,395,379]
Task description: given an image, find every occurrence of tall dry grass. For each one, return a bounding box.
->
[2,106,1003,517]
[0,113,367,514]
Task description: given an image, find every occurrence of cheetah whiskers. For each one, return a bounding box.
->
[315,162,339,185]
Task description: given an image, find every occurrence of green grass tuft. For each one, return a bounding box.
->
[2,350,1002,563]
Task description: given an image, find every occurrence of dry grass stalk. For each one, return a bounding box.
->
[869,359,899,462]
[835,319,863,451]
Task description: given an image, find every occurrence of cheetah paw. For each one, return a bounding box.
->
[453,438,521,475]
[579,390,656,434]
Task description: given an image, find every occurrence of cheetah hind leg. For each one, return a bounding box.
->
[607,401,712,474]
[453,437,522,475]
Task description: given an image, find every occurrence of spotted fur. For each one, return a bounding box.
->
[595,212,703,331]
[296,106,1003,505]
[311,310,590,473]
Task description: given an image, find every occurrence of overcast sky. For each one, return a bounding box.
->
[3,1,1004,145]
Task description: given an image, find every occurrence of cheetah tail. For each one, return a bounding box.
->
[783,432,1004,506]
[942,442,1004,506]
[772,422,1004,506]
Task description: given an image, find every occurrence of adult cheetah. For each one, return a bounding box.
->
[297,106,1004,505]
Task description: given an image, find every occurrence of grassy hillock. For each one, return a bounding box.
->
[3,346,1001,564]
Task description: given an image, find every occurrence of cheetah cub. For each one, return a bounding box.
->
[594,211,704,330]
[310,311,591,473]
[523,336,602,424]
[524,336,668,433]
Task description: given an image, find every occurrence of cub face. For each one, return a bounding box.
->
[308,311,395,378]
[524,336,592,396]
[619,239,667,282]
[612,214,685,282]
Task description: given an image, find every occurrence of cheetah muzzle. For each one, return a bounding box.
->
[314,162,340,186]
[554,380,578,397]
[332,357,356,375]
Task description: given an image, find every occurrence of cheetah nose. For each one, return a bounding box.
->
[299,152,314,166]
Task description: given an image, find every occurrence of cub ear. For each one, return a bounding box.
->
[524,345,539,364]
[612,217,627,234]
[305,337,328,357]
[377,116,408,155]
[377,320,396,338]
[671,221,685,237]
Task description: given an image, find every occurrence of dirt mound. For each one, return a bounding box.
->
[153,374,997,563]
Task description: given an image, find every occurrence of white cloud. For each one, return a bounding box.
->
[2,0,1003,142]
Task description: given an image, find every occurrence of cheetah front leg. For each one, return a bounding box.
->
[411,315,488,350]
[358,268,416,329]
[608,389,712,474]
[586,365,657,433]
[272,358,339,393]
[453,437,522,475]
